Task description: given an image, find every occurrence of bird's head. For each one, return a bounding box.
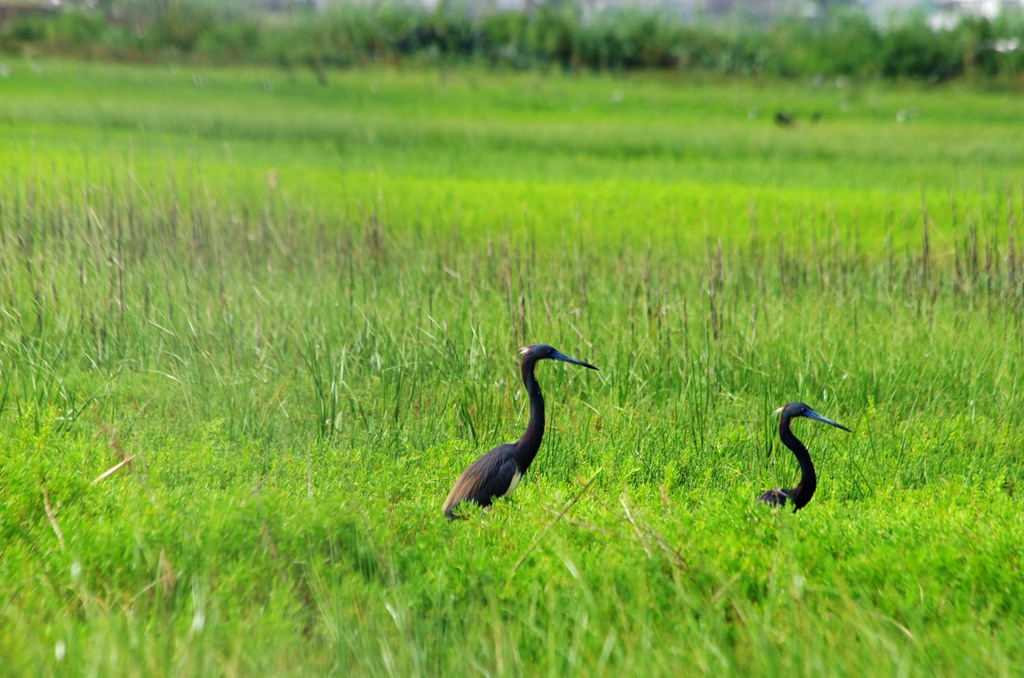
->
[518,344,598,370]
[774,402,851,432]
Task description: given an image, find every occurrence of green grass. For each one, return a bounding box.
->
[1,60,1024,675]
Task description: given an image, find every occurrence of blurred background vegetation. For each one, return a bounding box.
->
[1,0,1023,83]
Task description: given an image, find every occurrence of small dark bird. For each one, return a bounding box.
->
[774,111,794,127]
[758,402,851,511]
[443,344,598,520]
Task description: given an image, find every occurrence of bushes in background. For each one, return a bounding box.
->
[2,0,1023,83]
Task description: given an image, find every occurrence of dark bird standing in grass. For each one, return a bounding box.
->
[759,402,851,511]
[443,344,598,520]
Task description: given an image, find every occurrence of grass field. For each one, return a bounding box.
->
[2,60,1024,675]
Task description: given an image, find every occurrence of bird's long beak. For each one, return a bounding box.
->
[804,408,852,432]
[551,351,599,371]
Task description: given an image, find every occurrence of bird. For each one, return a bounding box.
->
[758,402,851,511]
[774,111,794,127]
[443,344,598,520]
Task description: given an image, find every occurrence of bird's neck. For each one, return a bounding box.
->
[780,416,817,509]
[515,358,544,472]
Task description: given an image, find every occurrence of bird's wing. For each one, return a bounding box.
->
[757,488,789,507]
[443,444,519,519]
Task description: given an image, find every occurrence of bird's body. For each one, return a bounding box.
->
[442,443,521,514]
[759,402,851,511]
[443,344,597,520]
[757,487,794,507]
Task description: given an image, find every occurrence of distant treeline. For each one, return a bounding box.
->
[2,0,1023,82]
